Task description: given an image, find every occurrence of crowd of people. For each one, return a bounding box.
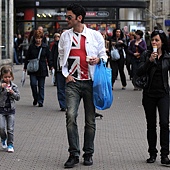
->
[101,25,170,91]
[1,2,170,169]
[13,26,50,65]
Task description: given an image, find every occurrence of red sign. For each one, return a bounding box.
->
[86,11,109,17]
[86,12,97,17]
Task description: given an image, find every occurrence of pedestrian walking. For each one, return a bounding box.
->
[58,3,107,168]
[24,30,52,107]
[21,34,29,62]
[126,31,136,80]
[16,34,23,64]
[128,30,147,90]
[14,34,20,65]
[109,28,127,90]
[50,33,66,111]
[0,65,20,153]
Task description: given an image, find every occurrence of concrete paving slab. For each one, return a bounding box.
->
[0,64,168,170]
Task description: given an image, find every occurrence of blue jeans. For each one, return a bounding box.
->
[56,72,66,109]
[65,80,96,156]
[30,75,46,104]
[0,113,15,146]
[13,48,19,64]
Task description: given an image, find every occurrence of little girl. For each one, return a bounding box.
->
[0,65,20,153]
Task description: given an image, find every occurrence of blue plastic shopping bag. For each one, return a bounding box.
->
[93,61,113,110]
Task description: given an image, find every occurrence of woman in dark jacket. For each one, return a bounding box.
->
[110,28,127,89]
[24,30,52,107]
[137,30,170,165]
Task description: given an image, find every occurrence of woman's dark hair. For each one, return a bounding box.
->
[67,3,86,23]
[112,28,124,39]
[151,30,169,53]
[135,30,143,38]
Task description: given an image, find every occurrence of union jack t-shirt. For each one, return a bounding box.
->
[68,32,91,80]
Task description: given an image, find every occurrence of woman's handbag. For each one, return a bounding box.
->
[93,61,113,110]
[111,47,120,61]
[132,74,149,89]
[27,48,42,72]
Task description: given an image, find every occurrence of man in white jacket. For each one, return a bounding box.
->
[58,3,107,168]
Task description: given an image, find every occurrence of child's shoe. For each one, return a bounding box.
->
[7,144,14,153]
[1,139,7,149]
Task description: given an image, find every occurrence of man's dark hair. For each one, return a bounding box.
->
[67,3,86,23]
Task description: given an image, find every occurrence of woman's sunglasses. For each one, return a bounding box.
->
[155,30,164,34]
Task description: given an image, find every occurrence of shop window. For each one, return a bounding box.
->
[119,8,146,32]
[36,8,66,21]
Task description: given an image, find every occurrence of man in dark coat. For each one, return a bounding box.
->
[50,33,66,111]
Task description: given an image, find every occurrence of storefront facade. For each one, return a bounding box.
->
[0,0,147,65]
[14,0,147,39]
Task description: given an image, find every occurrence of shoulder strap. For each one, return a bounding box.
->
[38,48,42,60]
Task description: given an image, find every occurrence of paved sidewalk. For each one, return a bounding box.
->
[0,64,169,170]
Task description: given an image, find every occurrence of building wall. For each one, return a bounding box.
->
[148,0,170,32]
[0,0,13,66]
[0,0,2,58]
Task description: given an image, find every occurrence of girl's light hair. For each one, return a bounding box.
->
[0,65,14,80]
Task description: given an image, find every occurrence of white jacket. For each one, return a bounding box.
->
[58,25,108,80]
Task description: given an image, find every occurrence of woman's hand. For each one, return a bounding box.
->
[118,40,123,44]
[149,52,158,62]
[134,52,140,58]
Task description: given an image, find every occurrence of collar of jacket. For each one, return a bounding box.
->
[54,40,59,45]
[70,24,87,37]
[41,42,48,47]
[163,51,170,59]
[34,42,47,48]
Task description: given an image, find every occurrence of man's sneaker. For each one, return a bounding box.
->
[83,154,93,166]
[7,144,14,153]
[1,139,7,149]
[64,155,79,168]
